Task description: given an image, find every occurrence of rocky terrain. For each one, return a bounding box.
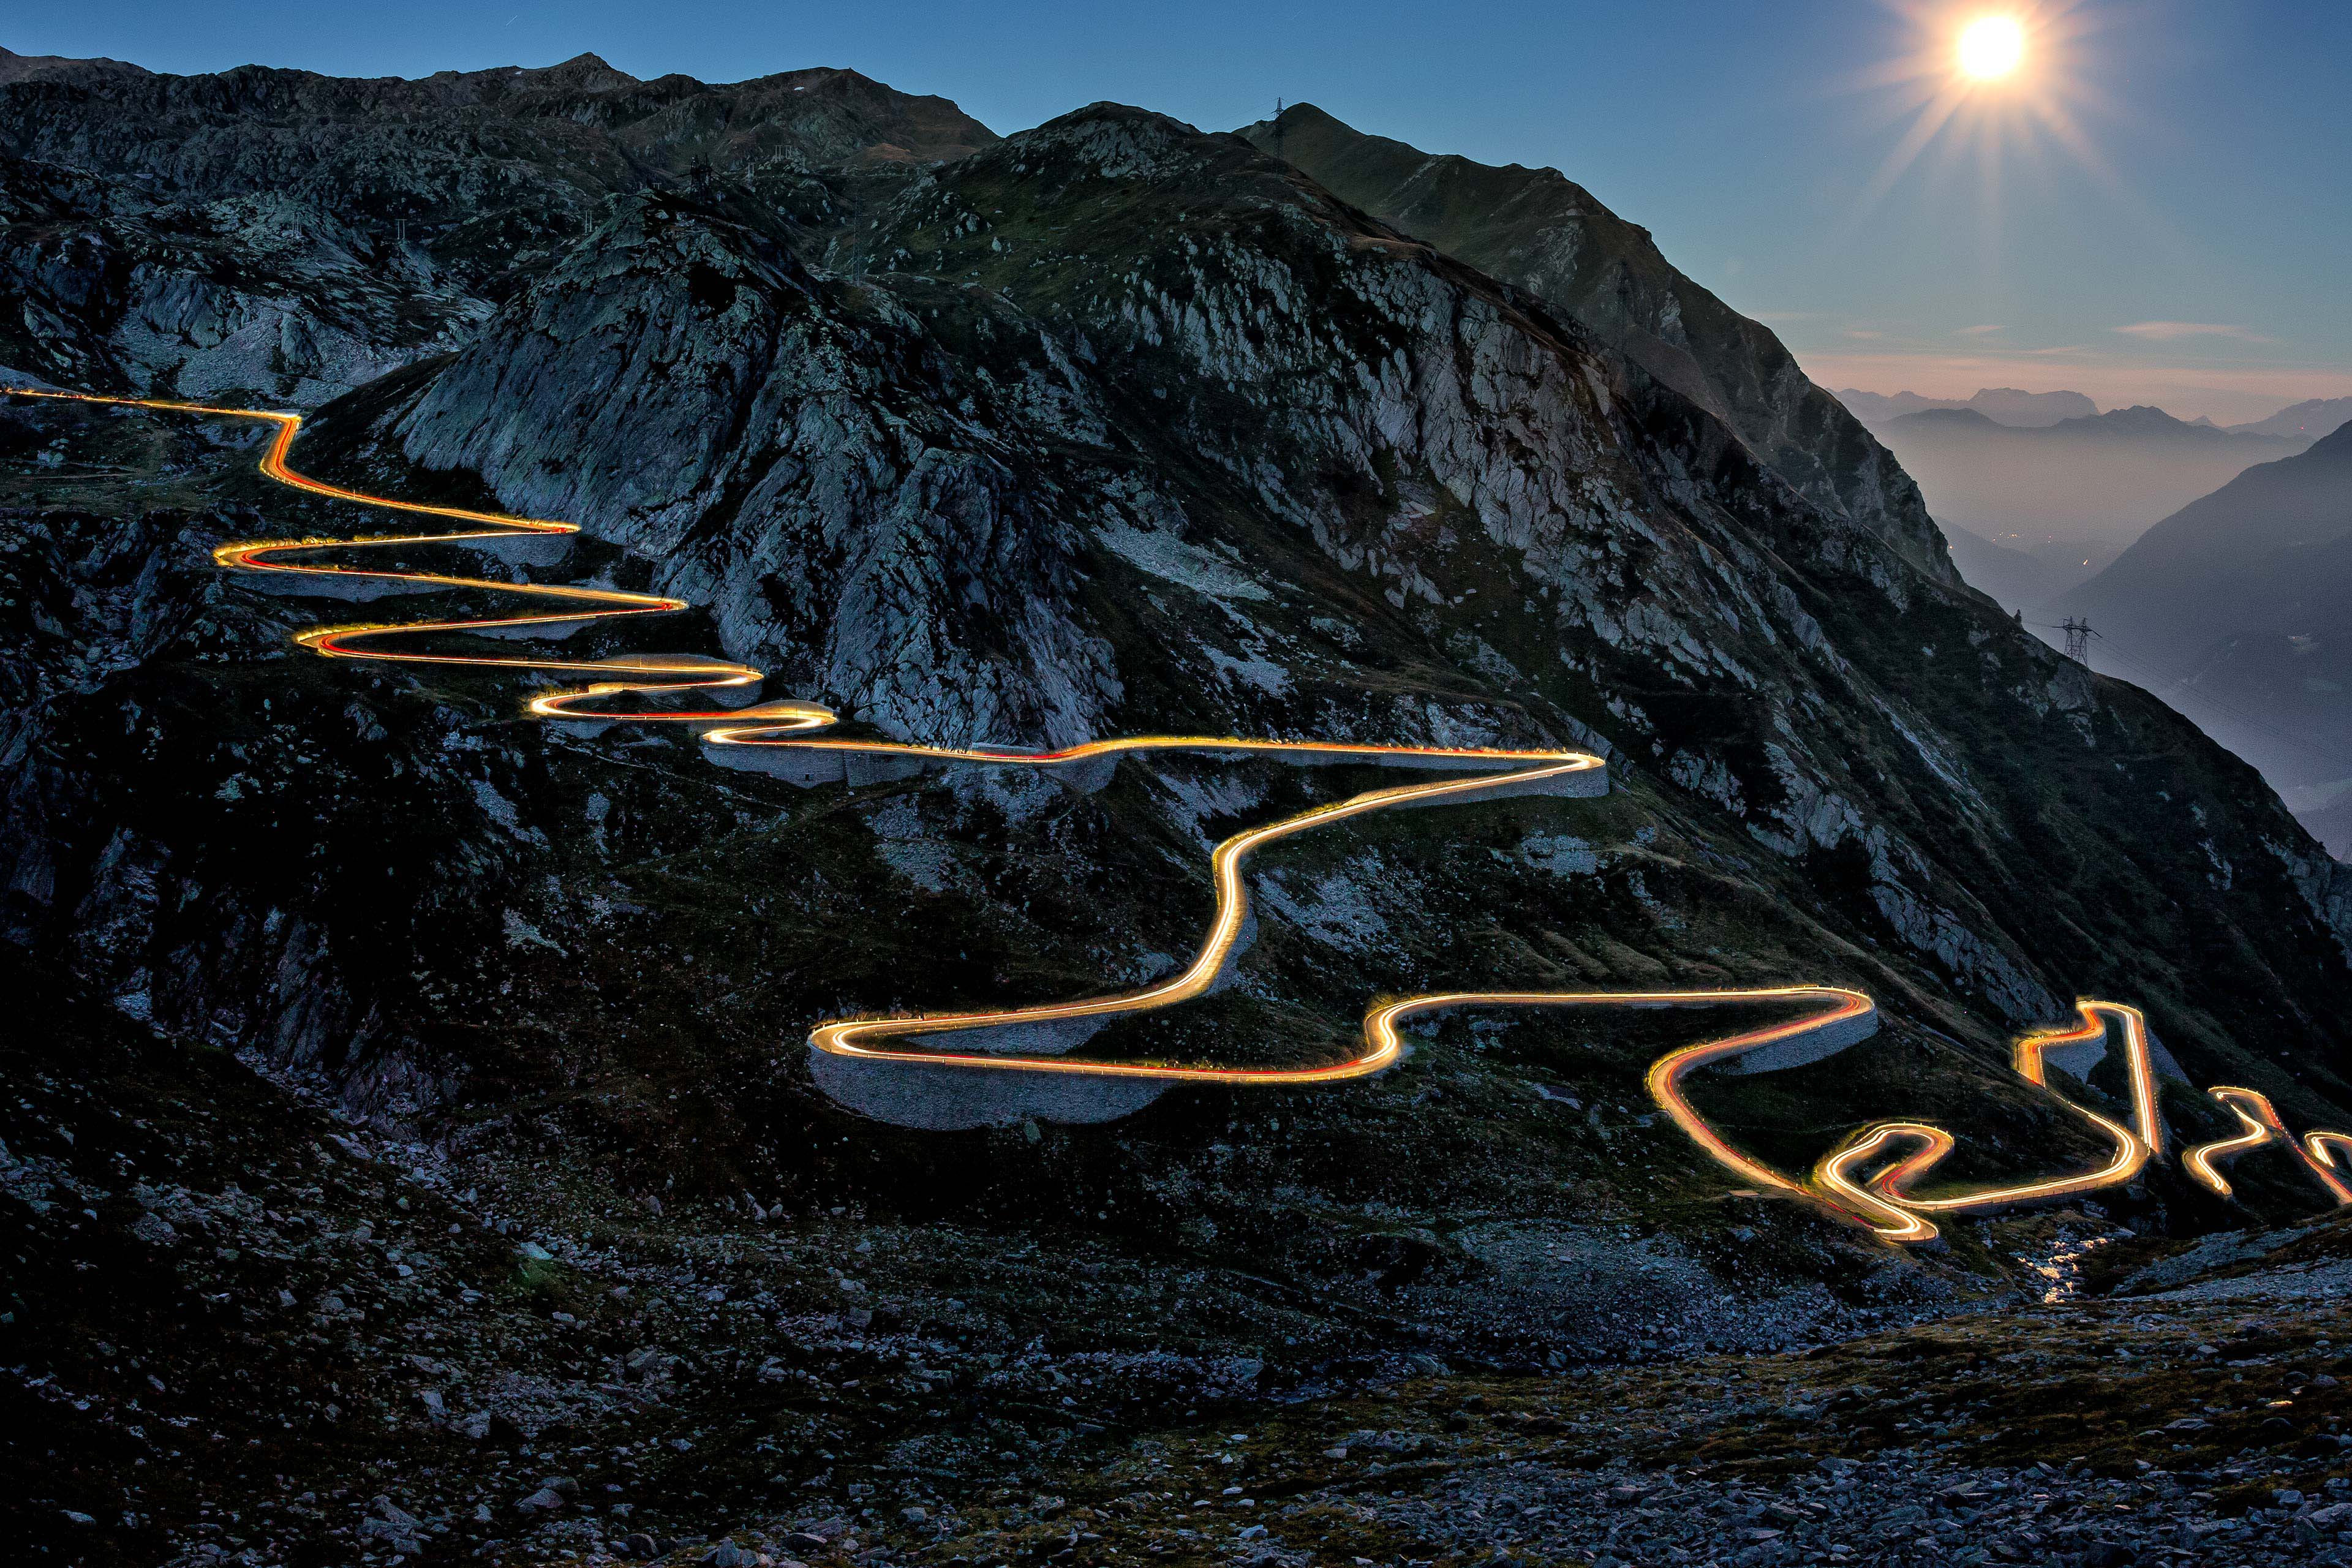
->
[1234,104,1950,588]
[7,47,2352,1568]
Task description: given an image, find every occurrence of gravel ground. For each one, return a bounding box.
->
[734,1221,2352,1568]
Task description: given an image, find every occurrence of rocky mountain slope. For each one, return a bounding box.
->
[9,51,2352,1567]
[0,48,995,404]
[0,146,485,403]
[1234,102,1951,586]
[0,46,995,211]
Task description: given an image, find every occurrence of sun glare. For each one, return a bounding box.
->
[1841,2,2115,224]
[1958,15,2027,81]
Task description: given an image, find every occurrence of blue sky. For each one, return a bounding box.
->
[18,1,2348,420]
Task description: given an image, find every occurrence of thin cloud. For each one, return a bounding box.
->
[1844,328,1887,340]
[2112,320,2271,342]
[1956,324,2005,336]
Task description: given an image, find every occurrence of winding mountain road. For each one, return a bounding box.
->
[11,386,2348,1243]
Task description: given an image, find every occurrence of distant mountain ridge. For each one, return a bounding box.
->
[1893,403,2317,448]
[1839,386,2352,444]
[1871,396,2312,564]
[1838,386,2098,428]
[0,47,998,217]
[0,48,998,402]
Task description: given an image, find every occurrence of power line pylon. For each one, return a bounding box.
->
[2060,617,2095,662]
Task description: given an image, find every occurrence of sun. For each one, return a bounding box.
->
[1840,2,2112,221]
[1957,15,2027,81]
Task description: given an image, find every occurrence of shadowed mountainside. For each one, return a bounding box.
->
[0,48,995,401]
[1234,102,1952,587]
[2060,422,2352,833]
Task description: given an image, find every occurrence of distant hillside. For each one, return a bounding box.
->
[0,47,997,216]
[1872,402,2309,555]
[2228,396,2352,442]
[1838,386,2098,429]
[2061,422,2352,821]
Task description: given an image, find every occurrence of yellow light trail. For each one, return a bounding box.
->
[15,386,2352,1245]
[2180,1087,2352,1206]
[1807,1002,2158,1244]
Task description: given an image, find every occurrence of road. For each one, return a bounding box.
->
[10,386,2349,1243]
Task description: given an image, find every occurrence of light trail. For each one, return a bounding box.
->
[14,386,2352,1245]
[2181,1087,2352,1206]
[1808,1002,2158,1243]
[2310,1133,2352,1194]
[2180,1089,2278,1202]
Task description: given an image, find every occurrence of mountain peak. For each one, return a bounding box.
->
[1234,102,1950,580]
[0,45,152,85]
[518,51,639,91]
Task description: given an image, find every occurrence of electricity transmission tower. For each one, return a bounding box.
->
[2060,617,2096,662]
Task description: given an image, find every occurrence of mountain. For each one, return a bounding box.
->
[2059,421,2352,817]
[2228,394,2352,442]
[1871,401,2310,563]
[0,45,150,83]
[0,52,997,404]
[0,50,997,199]
[1234,103,1952,584]
[10,53,2352,1565]
[1838,385,2099,429]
